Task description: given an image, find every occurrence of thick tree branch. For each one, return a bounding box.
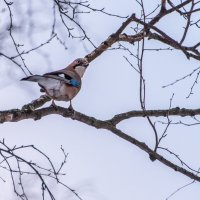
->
[108,127,200,182]
[1,106,199,124]
[85,13,136,62]
[108,107,199,124]
[84,3,200,65]
[0,106,200,182]
[21,95,51,111]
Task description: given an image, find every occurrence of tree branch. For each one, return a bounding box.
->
[21,95,51,111]
[1,106,200,124]
[85,13,136,62]
[0,106,200,182]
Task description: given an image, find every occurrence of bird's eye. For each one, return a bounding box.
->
[76,59,81,64]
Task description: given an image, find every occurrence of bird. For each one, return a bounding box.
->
[21,58,89,109]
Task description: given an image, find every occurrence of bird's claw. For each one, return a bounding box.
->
[50,100,58,110]
[68,104,74,112]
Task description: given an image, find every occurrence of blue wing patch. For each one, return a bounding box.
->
[69,79,80,87]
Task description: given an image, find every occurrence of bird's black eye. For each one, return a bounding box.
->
[76,59,81,64]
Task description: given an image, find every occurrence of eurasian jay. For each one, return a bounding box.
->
[21,58,89,109]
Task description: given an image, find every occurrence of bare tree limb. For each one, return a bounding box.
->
[0,106,200,182]
[85,13,136,62]
[1,106,200,124]
[0,141,82,200]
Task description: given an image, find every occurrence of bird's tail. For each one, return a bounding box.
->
[21,75,62,90]
[21,75,44,82]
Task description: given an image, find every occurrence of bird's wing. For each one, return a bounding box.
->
[44,69,71,78]
[43,74,71,84]
[44,70,81,87]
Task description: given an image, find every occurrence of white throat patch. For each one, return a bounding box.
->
[75,66,86,77]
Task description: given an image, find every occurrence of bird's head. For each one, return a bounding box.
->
[71,58,89,77]
[73,58,89,68]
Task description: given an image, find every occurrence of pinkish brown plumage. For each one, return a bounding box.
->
[21,58,89,109]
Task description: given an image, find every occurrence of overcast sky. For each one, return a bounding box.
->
[0,1,200,200]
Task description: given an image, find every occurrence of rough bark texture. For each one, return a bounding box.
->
[1,106,200,181]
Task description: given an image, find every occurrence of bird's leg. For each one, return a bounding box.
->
[50,99,57,108]
[68,100,74,111]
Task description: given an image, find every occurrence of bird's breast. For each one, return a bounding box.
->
[45,81,80,101]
